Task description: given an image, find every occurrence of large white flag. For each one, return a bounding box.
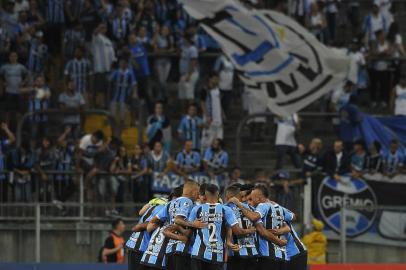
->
[180,0,352,116]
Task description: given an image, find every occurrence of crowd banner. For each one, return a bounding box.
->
[179,0,351,116]
[312,174,406,247]
[151,172,223,193]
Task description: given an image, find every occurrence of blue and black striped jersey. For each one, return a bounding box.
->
[156,196,194,255]
[225,202,259,258]
[286,222,307,260]
[255,202,294,260]
[140,203,172,269]
[125,204,164,253]
[189,203,238,264]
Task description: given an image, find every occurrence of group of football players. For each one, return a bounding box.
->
[125,180,307,270]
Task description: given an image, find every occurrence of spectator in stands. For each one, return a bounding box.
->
[305,2,326,43]
[0,21,11,64]
[78,130,104,197]
[203,138,228,183]
[299,138,323,178]
[272,171,297,212]
[330,80,355,112]
[26,0,45,27]
[174,140,201,179]
[350,139,367,178]
[137,26,153,50]
[91,23,116,108]
[146,141,171,180]
[245,88,267,143]
[8,141,35,202]
[291,0,311,25]
[253,168,269,184]
[178,103,204,151]
[58,79,86,137]
[363,2,387,44]
[35,136,56,202]
[110,3,129,45]
[53,127,76,214]
[0,51,29,124]
[130,144,148,203]
[391,77,406,116]
[79,0,100,42]
[44,0,65,54]
[110,145,131,215]
[20,74,51,137]
[178,33,199,104]
[109,58,138,136]
[383,139,405,176]
[0,123,15,202]
[91,137,120,212]
[365,141,383,174]
[324,0,339,44]
[214,54,235,116]
[347,38,368,98]
[387,22,404,85]
[153,24,175,102]
[64,47,93,102]
[322,139,351,183]
[102,218,126,264]
[63,22,85,59]
[274,113,301,170]
[226,167,246,186]
[129,32,152,113]
[376,0,393,27]
[147,101,171,152]
[370,30,392,108]
[201,72,223,150]
[188,26,207,53]
[27,31,48,76]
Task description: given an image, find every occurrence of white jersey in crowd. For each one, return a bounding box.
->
[376,0,393,26]
[91,33,116,73]
[395,84,406,116]
[215,55,234,91]
[245,88,267,123]
[275,114,299,147]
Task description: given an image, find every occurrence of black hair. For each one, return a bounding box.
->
[372,140,381,152]
[111,218,124,229]
[169,185,184,200]
[92,130,104,141]
[199,183,208,196]
[240,184,254,192]
[254,184,269,198]
[229,183,243,189]
[205,184,219,196]
[208,71,219,79]
[390,139,399,145]
[353,139,365,149]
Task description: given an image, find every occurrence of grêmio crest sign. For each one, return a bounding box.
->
[317,176,377,238]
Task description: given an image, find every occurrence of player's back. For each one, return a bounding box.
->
[189,203,237,264]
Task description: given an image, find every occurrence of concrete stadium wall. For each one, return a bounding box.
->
[0,223,406,263]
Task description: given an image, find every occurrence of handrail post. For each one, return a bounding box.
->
[35,203,41,263]
[340,194,347,263]
[79,173,84,221]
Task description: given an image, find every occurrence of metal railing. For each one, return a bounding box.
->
[235,112,339,167]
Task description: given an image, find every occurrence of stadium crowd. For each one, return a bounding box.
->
[0,0,405,216]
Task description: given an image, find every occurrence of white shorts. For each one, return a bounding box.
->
[178,71,199,99]
[201,123,224,150]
